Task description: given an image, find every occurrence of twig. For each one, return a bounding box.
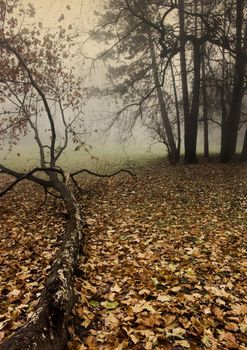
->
[46,188,63,199]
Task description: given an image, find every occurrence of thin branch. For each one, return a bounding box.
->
[96,21,142,60]
[70,169,136,186]
[0,40,57,166]
[80,8,127,47]
[125,0,161,34]
[46,188,63,199]
[0,118,28,133]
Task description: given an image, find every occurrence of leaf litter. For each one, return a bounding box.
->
[69,164,247,350]
[0,163,247,349]
[0,175,66,340]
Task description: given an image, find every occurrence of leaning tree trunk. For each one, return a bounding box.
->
[170,61,181,161]
[148,32,178,164]
[0,180,83,350]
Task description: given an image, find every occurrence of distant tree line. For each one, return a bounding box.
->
[92,0,247,163]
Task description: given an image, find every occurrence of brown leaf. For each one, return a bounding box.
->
[219,332,239,349]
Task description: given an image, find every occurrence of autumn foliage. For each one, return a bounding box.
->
[0,0,85,156]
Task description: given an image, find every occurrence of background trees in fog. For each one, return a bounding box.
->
[92,0,247,163]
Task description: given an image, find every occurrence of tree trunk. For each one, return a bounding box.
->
[220,88,228,158]
[202,61,209,158]
[0,180,83,350]
[170,61,181,161]
[200,0,209,159]
[241,126,247,162]
[178,0,191,163]
[186,41,201,163]
[219,39,229,159]
[221,0,246,162]
[148,32,178,163]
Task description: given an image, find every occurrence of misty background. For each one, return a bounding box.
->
[1,0,245,170]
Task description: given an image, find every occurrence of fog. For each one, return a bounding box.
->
[1,0,167,170]
[1,1,245,170]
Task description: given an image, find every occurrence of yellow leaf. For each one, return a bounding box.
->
[0,320,9,331]
[111,284,121,293]
[130,334,139,344]
[114,341,129,349]
[105,313,119,330]
[157,294,172,302]
[132,300,156,313]
[163,314,176,325]
[170,286,181,293]
[138,288,150,295]
[231,304,247,315]
[174,340,190,348]
[136,329,155,338]
[202,335,212,348]
[101,301,119,310]
[166,327,186,339]
[83,282,97,294]
[239,323,247,334]
[168,263,177,272]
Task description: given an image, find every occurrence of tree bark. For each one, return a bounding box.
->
[202,54,209,159]
[200,0,209,159]
[220,88,228,157]
[0,181,83,350]
[187,41,201,163]
[170,61,181,161]
[241,126,247,162]
[148,32,178,163]
[178,0,191,163]
[220,0,246,162]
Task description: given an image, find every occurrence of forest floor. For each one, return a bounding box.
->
[0,162,247,349]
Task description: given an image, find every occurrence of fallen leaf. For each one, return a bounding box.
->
[110,284,121,293]
[166,327,186,339]
[174,340,190,348]
[101,301,119,310]
[157,294,172,302]
[219,332,239,349]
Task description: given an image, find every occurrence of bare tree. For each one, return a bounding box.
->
[93,0,247,163]
[0,2,132,349]
[220,0,247,161]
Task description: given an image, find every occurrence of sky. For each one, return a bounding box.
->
[26,0,93,24]
[27,0,100,43]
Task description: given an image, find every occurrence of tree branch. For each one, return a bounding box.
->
[0,165,65,197]
[70,167,136,192]
[71,167,136,178]
[0,40,57,166]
